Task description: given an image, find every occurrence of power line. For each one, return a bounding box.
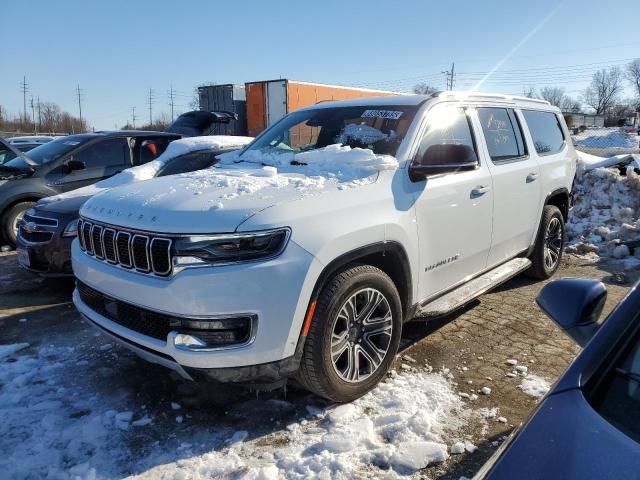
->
[442,62,456,91]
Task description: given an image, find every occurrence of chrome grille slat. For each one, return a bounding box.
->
[92,225,104,259]
[80,217,172,276]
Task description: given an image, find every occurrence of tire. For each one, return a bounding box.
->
[297,264,403,402]
[1,201,35,248]
[526,205,564,280]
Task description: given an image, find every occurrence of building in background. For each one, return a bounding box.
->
[563,112,605,130]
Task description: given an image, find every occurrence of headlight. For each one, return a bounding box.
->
[62,218,79,237]
[173,228,290,266]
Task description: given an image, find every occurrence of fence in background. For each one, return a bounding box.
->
[571,126,640,157]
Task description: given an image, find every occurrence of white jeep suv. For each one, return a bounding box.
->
[72,92,576,402]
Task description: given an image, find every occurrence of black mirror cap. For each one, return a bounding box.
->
[67,159,86,171]
[408,144,478,182]
[536,278,607,347]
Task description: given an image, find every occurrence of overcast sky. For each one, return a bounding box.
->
[3,0,639,130]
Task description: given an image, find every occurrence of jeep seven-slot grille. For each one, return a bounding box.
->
[78,218,172,276]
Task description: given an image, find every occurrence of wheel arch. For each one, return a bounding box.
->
[545,187,570,221]
[307,241,413,321]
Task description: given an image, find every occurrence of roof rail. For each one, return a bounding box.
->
[437,91,551,105]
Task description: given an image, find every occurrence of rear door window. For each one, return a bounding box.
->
[522,110,566,155]
[478,107,527,162]
[74,138,130,168]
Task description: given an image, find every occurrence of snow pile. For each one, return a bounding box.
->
[132,373,467,479]
[518,375,551,399]
[574,128,638,150]
[566,152,640,264]
[576,150,640,171]
[40,135,253,204]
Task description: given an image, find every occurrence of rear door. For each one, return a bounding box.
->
[266,80,287,127]
[477,107,542,267]
[55,137,132,192]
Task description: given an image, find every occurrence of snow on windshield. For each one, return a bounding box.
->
[39,136,253,204]
[335,123,396,146]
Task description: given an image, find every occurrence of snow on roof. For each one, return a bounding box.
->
[39,135,253,204]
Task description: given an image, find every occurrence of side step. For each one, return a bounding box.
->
[415,258,532,320]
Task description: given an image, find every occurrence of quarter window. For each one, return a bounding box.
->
[478,108,527,162]
[522,110,565,155]
[414,106,477,166]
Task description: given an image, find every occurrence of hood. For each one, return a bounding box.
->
[37,192,93,214]
[80,162,381,233]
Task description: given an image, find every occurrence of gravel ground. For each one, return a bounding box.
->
[0,250,635,479]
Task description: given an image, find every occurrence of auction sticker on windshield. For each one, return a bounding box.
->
[361,110,404,120]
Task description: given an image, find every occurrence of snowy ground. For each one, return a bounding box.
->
[572,127,639,157]
[1,253,632,480]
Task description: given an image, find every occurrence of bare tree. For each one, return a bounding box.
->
[626,59,640,97]
[413,82,439,95]
[560,96,582,113]
[583,67,624,115]
[521,86,537,98]
[539,87,566,108]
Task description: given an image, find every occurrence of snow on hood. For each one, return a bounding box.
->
[81,145,398,232]
[567,151,640,267]
[39,136,253,205]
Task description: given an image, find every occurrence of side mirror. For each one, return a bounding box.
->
[66,159,86,172]
[536,278,607,347]
[409,144,478,182]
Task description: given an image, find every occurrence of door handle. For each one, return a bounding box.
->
[526,172,539,182]
[471,185,490,197]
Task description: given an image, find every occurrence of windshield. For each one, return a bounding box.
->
[240,105,417,163]
[26,135,94,165]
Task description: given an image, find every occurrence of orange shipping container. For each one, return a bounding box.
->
[245,79,400,137]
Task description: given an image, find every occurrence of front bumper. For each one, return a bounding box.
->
[17,234,74,276]
[71,238,323,373]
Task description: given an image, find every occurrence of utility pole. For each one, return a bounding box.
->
[20,76,29,123]
[441,62,456,91]
[30,96,35,132]
[168,85,175,121]
[76,85,83,128]
[37,96,42,132]
[131,106,137,128]
[148,88,154,126]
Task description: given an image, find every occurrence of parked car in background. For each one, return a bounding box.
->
[72,92,576,401]
[16,135,253,276]
[8,135,57,152]
[0,131,179,247]
[476,278,640,479]
[0,110,240,247]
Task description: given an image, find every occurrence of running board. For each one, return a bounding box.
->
[415,258,532,320]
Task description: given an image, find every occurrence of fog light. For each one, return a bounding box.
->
[174,333,208,349]
[174,315,257,350]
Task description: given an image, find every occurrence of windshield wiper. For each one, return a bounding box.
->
[615,368,640,384]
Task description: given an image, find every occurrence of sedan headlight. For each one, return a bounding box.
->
[173,228,290,266]
[62,218,79,237]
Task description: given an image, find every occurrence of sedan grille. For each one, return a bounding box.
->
[78,218,172,276]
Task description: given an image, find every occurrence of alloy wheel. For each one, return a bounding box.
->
[544,217,563,270]
[330,288,393,383]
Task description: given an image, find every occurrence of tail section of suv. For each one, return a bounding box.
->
[72,92,577,401]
